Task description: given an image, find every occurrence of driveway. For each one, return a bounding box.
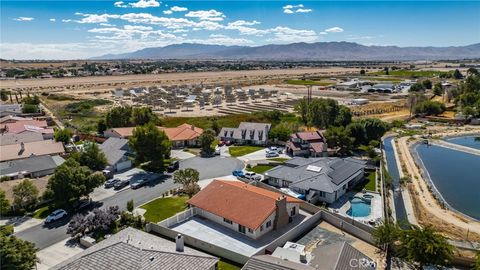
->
[171,150,196,160]
[180,156,244,180]
[237,148,290,163]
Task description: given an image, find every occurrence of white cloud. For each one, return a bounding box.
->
[283,4,310,14]
[99,23,115,27]
[185,9,225,21]
[49,18,56,22]
[228,20,260,27]
[129,0,161,8]
[319,31,327,35]
[269,26,317,42]
[296,8,312,13]
[163,10,173,14]
[13,17,34,21]
[62,19,72,23]
[325,27,344,33]
[114,1,127,8]
[171,6,188,12]
[75,13,120,24]
[226,21,267,36]
[190,35,253,45]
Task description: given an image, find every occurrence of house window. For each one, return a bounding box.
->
[266,220,272,228]
[343,185,346,190]
[223,218,232,224]
[319,191,325,197]
[248,228,253,233]
[238,224,246,234]
[260,225,263,231]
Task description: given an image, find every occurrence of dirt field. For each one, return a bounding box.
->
[0,67,361,92]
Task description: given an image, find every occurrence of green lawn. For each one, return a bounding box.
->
[140,196,189,223]
[218,259,242,270]
[246,165,276,174]
[369,70,449,78]
[267,157,289,163]
[32,206,50,219]
[364,172,377,192]
[285,79,333,86]
[229,146,263,157]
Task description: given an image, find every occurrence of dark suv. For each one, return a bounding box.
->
[167,161,180,172]
[114,179,130,190]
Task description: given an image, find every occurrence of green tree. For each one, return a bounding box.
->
[0,190,11,217]
[384,67,389,75]
[211,119,220,134]
[294,98,309,125]
[129,123,171,172]
[0,89,9,102]
[105,106,133,128]
[414,100,446,116]
[346,122,367,146]
[77,142,108,171]
[131,107,159,126]
[54,128,72,144]
[173,168,200,198]
[409,83,426,92]
[199,129,216,156]
[97,119,107,134]
[126,200,134,212]
[22,95,40,105]
[12,179,38,213]
[360,69,366,75]
[372,221,400,249]
[474,252,480,270]
[467,67,479,76]
[358,118,390,143]
[422,79,432,89]
[21,104,38,114]
[269,122,297,142]
[45,159,105,207]
[324,126,353,155]
[397,225,454,268]
[433,82,444,96]
[0,232,38,270]
[453,69,463,79]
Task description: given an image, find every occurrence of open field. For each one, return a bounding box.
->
[369,69,450,77]
[284,79,334,86]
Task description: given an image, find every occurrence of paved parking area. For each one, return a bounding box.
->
[180,156,243,179]
[36,239,84,270]
[237,148,290,163]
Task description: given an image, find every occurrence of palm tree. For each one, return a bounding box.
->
[397,225,454,268]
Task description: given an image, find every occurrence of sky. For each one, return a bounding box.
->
[1,0,479,60]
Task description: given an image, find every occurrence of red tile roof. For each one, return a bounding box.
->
[2,120,48,134]
[293,131,324,141]
[109,124,203,142]
[188,180,302,230]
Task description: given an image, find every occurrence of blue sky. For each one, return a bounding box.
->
[1,1,479,59]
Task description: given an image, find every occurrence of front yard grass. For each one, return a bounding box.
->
[364,172,376,191]
[267,157,289,163]
[246,165,276,174]
[140,196,189,223]
[228,146,263,157]
[32,206,50,219]
[218,259,242,270]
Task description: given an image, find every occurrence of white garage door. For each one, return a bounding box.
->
[115,160,132,172]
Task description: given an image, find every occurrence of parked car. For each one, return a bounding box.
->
[215,147,221,155]
[114,179,130,190]
[225,140,233,146]
[104,178,120,188]
[167,161,180,172]
[130,178,148,189]
[245,172,262,181]
[73,198,92,212]
[267,146,278,152]
[266,151,279,157]
[232,170,245,177]
[102,169,114,180]
[45,209,67,224]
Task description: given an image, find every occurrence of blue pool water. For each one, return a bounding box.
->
[347,197,371,217]
[446,136,480,150]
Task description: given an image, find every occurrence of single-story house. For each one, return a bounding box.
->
[104,124,203,148]
[0,104,22,117]
[264,157,366,204]
[0,140,65,162]
[99,137,132,172]
[0,155,65,180]
[188,180,302,239]
[286,130,329,157]
[1,119,54,139]
[52,227,218,270]
[219,122,271,145]
[0,131,44,146]
[0,115,33,124]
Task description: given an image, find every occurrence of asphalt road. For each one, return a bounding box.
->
[15,175,178,250]
[179,156,244,179]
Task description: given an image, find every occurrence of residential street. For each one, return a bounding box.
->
[15,176,178,250]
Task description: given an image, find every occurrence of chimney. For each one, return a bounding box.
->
[175,234,184,252]
[273,195,289,230]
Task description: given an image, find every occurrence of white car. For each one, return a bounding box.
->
[245,172,262,181]
[266,146,278,152]
[45,209,68,224]
[215,147,221,155]
[266,151,279,157]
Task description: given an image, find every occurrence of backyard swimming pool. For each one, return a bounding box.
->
[346,197,371,217]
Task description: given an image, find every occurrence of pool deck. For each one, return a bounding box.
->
[329,191,383,225]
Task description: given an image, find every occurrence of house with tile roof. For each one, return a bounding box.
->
[286,130,329,157]
[187,180,303,239]
[1,119,54,139]
[0,131,44,146]
[52,227,218,270]
[103,124,203,148]
[0,115,33,124]
[219,122,271,145]
[264,157,366,204]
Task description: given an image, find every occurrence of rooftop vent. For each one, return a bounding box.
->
[306,165,322,173]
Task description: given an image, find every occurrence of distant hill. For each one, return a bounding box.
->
[92,42,480,61]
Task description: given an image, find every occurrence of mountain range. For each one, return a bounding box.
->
[93,42,480,61]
